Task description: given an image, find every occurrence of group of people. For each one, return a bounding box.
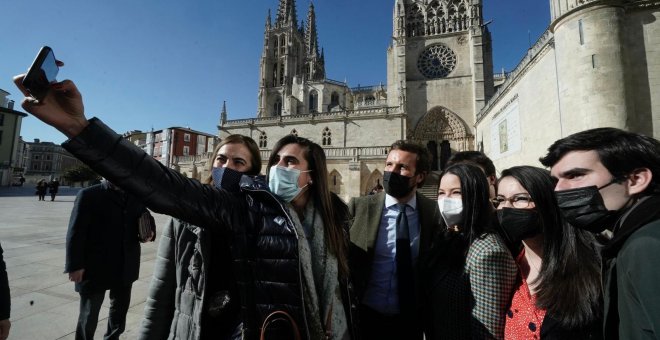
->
[9,66,660,340]
[35,178,59,201]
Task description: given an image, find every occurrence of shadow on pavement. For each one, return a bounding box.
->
[0,186,82,197]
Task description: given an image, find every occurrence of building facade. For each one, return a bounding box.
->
[209,0,659,202]
[23,139,84,185]
[125,126,219,181]
[0,89,28,186]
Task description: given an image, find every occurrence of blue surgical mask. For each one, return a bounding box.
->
[268,165,311,202]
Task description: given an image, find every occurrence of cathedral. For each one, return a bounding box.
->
[178,0,660,202]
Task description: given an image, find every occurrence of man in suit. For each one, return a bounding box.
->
[65,180,148,340]
[349,140,442,340]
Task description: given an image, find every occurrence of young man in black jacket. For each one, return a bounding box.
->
[541,127,660,339]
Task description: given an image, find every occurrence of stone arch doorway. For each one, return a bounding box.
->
[409,106,474,170]
[364,169,383,196]
[329,169,343,196]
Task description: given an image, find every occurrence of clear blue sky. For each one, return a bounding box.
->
[0,0,549,145]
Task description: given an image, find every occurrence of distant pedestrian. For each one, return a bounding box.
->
[18,175,25,187]
[65,180,148,340]
[0,242,11,340]
[35,179,47,201]
[49,179,60,201]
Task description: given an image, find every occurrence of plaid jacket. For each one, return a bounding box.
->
[422,232,517,340]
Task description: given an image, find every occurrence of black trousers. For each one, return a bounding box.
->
[76,285,132,340]
[359,305,423,340]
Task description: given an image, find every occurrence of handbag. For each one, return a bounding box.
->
[137,210,157,242]
[259,310,302,340]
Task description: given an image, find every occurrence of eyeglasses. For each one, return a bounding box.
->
[491,194,533,209]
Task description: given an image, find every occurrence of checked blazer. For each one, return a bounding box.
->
[422,232,517,340]
[347,191,443,306]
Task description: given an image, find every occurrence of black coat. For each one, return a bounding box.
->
[0,242,9,320]
[65,182,145,293]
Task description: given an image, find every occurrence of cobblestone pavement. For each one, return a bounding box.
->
[0,185,171,339]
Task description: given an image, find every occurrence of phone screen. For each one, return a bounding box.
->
[39,50,58,83]
[23,46,59,101]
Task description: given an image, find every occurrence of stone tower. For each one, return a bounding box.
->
[549,0,630,135]
[257,0,326,118]
[387,0,494,169]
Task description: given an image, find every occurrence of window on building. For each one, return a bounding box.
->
[45,155,51,161]
[330,92,340,109]
[184,133,191,142]
[322,127,332,146]
[309,90,318,113]
[274,97,283,116]
[259,131,268,148]
[34,154,40,160]
[32,163,40,170]
[183,146,190,156]
[0,113,4,126]
[0,131,2,145]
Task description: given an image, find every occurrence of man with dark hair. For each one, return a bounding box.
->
[349,140,442,339]
[447,151,497,198]
[540,127,660,339]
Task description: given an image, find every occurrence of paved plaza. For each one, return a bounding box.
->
[0,185,171,339]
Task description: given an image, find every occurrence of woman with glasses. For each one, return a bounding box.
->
[495,166,602,340]
[421,163,517,340]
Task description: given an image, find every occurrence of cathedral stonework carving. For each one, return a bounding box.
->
[410,107,474,151]
[417,44,457,79]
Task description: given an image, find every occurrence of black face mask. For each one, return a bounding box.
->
[555,182,621,233]
[497,208,541,244]
[212,167,245,193]
[383,171,415,198]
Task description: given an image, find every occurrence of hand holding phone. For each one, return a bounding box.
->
[22,46,59,101]
[14,47,89,138]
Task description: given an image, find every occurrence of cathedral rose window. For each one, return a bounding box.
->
[417,44,457,79]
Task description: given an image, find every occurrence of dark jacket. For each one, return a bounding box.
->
[139,218,239,340]
[421,232,517,340]
[0,242,9,320]
[64,182,145,293]
[601,195,660,340]
[540,314,602,340]
[63,118,357,340]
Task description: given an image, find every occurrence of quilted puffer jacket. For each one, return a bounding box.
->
[63,118,358,340]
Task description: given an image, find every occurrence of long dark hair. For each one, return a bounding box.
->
[440,163,494,244]
[500,166,601,328]
[267,135,349,278]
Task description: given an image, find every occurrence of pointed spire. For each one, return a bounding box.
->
[220,101,227,125]
[266,9,271,29]
[305,2,319,56]
[276,0,298,28]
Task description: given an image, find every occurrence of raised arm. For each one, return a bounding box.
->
[14,73,235,229]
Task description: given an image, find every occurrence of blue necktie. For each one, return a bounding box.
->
[396,203,415,316]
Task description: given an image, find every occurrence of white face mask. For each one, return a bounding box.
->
[438,197,463,227]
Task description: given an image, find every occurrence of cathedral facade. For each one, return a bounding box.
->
[201,0,660,202]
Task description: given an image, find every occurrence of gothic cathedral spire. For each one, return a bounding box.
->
[305,2,325,80]
[276,0,298,28]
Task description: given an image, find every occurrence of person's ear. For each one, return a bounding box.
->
[627,168,652,195]
[416,172,426,186]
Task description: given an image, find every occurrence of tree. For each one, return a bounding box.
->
[62,165,101,187]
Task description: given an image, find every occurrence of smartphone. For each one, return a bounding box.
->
[22,46,59,101]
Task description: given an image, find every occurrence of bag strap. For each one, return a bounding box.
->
[260,310,302,340]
